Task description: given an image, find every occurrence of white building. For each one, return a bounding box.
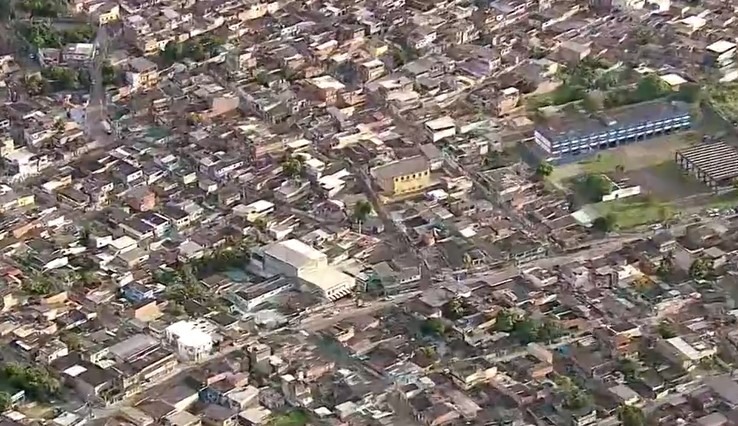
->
[263,238,328,277]
[658,336,717,369]
[260,239,355,300]
[165,320,215,362]
[424,116,456,142]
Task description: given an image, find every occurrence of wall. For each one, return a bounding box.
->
[601,185,641,202]
[392,170,431,195]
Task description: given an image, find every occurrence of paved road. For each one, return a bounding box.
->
[353,165,433,286]
[297,290,421,331]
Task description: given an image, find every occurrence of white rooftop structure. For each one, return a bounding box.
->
[425,116,456,130]
[660,73,688,87]
[681,15,706,30]
[263,239,328,272]
[665,336,715,360]
[310,75,346,91]
[110,235,137,252]
[165,320,215,361]
[707,40,736,54]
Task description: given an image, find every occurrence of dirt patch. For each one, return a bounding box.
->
[626,161,709,201]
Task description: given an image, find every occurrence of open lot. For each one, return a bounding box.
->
[549,131,701,188]
[546,131,738,229]
[627,161,707,201]
[593,196,675,229]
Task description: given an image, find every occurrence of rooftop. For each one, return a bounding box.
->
[263,239,327,269]
[706,40,736,54]
[677,142,738,183]
[536,100,691,142]
[371,155,430,181]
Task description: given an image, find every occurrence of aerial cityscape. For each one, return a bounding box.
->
[3,0,738,425]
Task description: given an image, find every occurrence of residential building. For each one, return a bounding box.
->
[165,320,215,362]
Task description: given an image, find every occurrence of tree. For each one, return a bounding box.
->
[252,217,268,232]
[633,275,653,293]
[60,332,82,352]
[564,388,592,411]
[536,161,554,177]
[18,21,62,48]
[689,257,714,280]
[101,62,121,86]
[24,74,46,95]
[421,318,446,336]
[674,83,702,104]
[281,157,303,179]
[416,346,437,363]
[582,174,613,201]
[18,0,66,19]
[513,317,541,344]
[634,75,671,102]
[60,25,95,44]
[0,392,13,413]
[618,358,640,381]
[42,66,79,91]
[657,252,674,278]
[0,363,60,400]
[163,41,185,63]
[442,298,466,320]
[0,391,10,412]
[618,405,646,426]
[592,214,617,232]
[494,309,519,332]
[657,320,677,339]
[352,200,373,224]
[22,274,54,295]
[167,302,186,316]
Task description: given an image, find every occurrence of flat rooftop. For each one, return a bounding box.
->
[707,40,736,54]
[537,100,690,142]
[264,239,327,269]
[371,155,430,181]
[677,142,738,183]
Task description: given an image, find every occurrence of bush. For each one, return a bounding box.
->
[494,309,564,344]
[162,35,225,63]
[592,214,617,232]
[421,318,446,336]
[17,0,67,18]
[579,174,613,202]
[604,75,671,108]
[0,363,60,401]
[18,22,95,48]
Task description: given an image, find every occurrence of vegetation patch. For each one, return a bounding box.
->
[593,196,673,230]
[269,410,309,426]
[17,21,95,48]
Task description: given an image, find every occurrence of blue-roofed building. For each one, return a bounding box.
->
[533,100,692,162]
[122,282,154,303]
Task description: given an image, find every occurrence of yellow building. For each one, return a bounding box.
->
[127,57,159,90]
[94,3,120,24]
[371,156,431,196]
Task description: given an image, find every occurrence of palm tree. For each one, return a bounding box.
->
[352,200,373,232]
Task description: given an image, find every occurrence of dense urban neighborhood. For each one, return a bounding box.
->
[3,0,738,425]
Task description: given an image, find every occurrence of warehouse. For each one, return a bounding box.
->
[258,239,356,301]
[675,142,738,192]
